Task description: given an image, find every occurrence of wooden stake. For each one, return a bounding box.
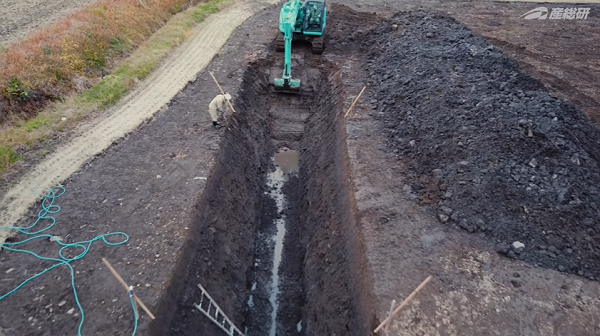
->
[344,85,367,118]
[209,72,236,114]
[373,276,433,333]
[101,258,156,320]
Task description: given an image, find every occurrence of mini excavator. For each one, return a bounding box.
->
[274,0,327,93]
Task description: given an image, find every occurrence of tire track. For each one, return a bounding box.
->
[0,0,279,244]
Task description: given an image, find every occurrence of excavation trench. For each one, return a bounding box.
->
[149,48,375,335]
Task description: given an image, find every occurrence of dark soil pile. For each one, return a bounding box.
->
[364,12,600,279]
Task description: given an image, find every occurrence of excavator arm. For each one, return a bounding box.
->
[274,1,302,93]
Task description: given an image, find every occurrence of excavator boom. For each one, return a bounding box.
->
[274,0,302,93]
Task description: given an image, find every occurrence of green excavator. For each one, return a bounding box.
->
[274,0,327,93]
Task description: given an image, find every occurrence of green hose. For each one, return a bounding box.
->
[0,186,138,335]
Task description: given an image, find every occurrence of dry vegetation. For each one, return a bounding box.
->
[0,0,229,172]
[0,0,215,118]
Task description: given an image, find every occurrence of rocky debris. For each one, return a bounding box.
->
[364,12,600,279]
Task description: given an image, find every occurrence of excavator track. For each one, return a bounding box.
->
[311,36,324,55]
[275,33,285,52]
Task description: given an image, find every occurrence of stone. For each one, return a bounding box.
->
[495,242,510,255]
[438,214,449,223]
[440,206,453,215]
[512,241,525,250]
[558,265,566,272]
[529,158,538,168]
[510,279,521,288]
[547,236,565,250]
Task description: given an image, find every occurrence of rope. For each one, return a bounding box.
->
[0,186,138,335]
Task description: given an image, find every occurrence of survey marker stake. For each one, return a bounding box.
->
[210,71,236,114]
[344,85,367,118]
[374,275,433,333]
[385,299,396,336]
[101,257,156,320]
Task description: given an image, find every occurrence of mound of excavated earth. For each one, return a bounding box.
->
[364,12,600,279]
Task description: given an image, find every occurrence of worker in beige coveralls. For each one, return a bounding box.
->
[208,92,232,129]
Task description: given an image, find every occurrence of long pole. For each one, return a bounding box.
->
[344,85,367,118]
[373,276,432,333]
[209,72,236,114]
[101,258,156,320]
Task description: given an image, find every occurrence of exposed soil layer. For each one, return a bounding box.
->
[149,64,274,336]
[293,71,376,335]
[157,38,375,334]
[364,12,600,279]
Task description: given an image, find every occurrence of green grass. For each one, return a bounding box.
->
[78,0,230,108]
[78,73,130,108]
[193,0,225,22]
[22,114,50,132]
[0,145,21,172]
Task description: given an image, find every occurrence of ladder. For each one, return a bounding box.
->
[193,284,246,336]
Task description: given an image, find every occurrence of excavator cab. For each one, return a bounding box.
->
[303,1,325,32]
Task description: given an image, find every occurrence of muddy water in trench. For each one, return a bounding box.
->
[245,50,374,334]
[247,87,312,336]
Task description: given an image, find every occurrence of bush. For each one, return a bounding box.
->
[0,0,209,120]
[0,145,21,171]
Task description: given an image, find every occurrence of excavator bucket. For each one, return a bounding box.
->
[274,77,301,94]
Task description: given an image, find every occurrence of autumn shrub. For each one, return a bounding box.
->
[0,0,209,120]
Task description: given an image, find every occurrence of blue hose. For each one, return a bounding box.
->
[0,186,138,335]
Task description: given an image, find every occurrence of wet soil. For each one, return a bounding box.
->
[163,36,375,334]
[153,63,274,336]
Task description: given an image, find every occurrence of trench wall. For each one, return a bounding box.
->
[148,65,274,335]
[296,71,376,335]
